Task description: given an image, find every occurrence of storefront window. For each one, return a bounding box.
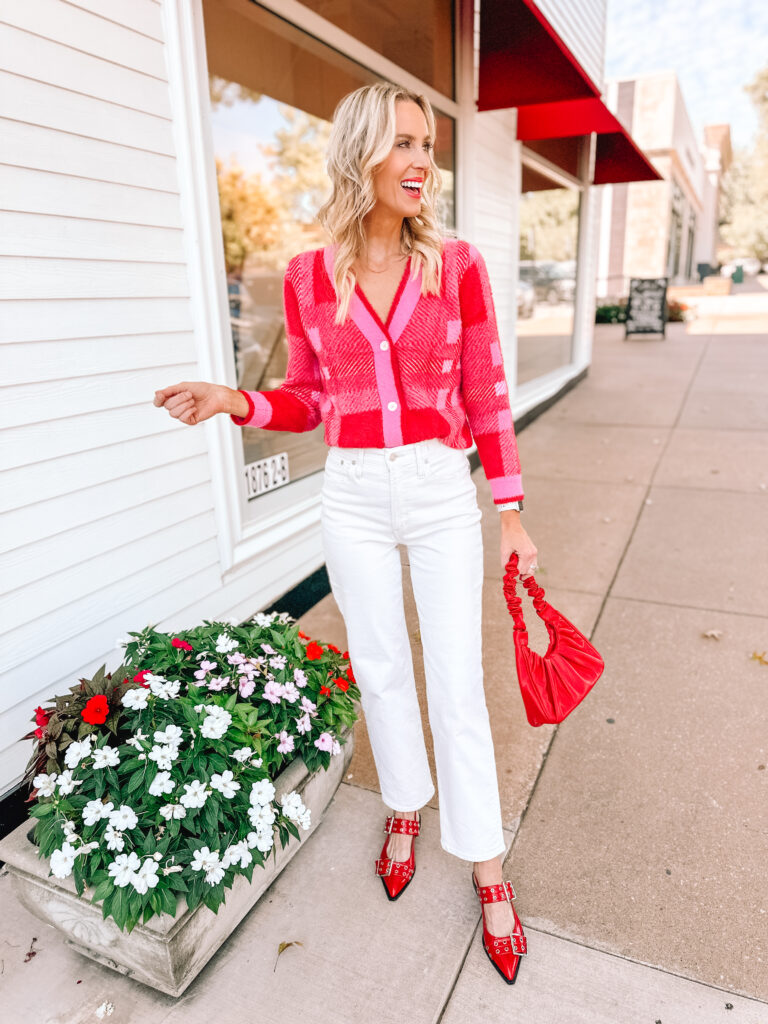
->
[201,0,455,514]
[299,0,455,100]
[517,165,582,385]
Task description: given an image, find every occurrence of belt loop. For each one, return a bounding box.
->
[355,447,363,479]
[415,441,426,480]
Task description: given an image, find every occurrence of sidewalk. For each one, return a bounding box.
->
[2,297,767,1022]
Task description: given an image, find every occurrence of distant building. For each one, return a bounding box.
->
[596,70,732,300]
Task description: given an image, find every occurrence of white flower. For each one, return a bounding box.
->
[252,612,276,626]
[131,858,160,894]
[159,802,187,820]
[147,676,181,700]
[179,779,210,809]
[252,830,274,853]
[249,779,275,806]
[190,845,225,884]
[56,770,83,795]
[331,739,341,756]
[231,747,254,763]
[200,709,231,740]
[148,744,177,770]
[280,791,306,822]
[153,724,183,747]
[50,841,78,879]
[248,803,276,828]
[281,681,300,704]
[269,654,287,671]
[108,851,141,887]
[215,633,239,654]
[222,841,252,869]
[149,770,175,797]
[82,799,113,827]
[298,808,312,830]
[33,772,58,797]
[104,823,124,852]
[61,819,78,838]
[92,745,121,769]
[122,688,149,711]
[64,737,93,770]
[210,770,240,799]
[109,804,138,831]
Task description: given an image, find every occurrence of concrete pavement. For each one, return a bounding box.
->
[2,292,767,1022]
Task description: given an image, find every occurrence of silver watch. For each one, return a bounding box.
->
[497,499,523,512]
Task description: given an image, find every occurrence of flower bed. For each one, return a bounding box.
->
[0,611,358,992]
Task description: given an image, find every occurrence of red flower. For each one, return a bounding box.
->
[34,705,49,727]
[81,694,109,725]
[305,641,323,660]
[334,677,350,692]
[298,630,310,640]
[34,727,44,739]
[342,651,349,660]
[319,684,332,697]
[327,643,340,654]
[346,664,356,683]
[133,670,151,688]
[171,638,193,651]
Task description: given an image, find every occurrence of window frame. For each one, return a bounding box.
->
[161,0,465,575]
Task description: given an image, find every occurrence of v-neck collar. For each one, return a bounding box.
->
[322,244,423,343]
[353,257,411,335]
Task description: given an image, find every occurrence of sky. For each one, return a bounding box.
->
[605,0,768,151]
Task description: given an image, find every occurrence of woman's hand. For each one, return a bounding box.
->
[499,511,538,578]
[152,382,241,425]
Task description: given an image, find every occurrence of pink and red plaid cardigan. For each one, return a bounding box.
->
[231,237,524,504]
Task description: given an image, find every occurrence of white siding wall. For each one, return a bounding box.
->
[534,0,606,91]
[0,0,225,797]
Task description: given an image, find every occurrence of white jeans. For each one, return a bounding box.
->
[320,436,506,862]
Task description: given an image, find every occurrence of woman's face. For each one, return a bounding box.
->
[371,99,433,219]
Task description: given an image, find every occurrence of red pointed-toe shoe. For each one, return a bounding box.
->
[472,872,528,984]
[374,811,421,900]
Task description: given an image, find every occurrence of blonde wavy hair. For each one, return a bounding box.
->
[316,82,451,325]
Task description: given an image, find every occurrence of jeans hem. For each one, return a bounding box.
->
[380,786,436,812]
[439,838,508,863]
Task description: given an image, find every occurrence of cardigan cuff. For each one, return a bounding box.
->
[229,389,272,428]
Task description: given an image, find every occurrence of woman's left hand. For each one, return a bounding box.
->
[499,513,538,578]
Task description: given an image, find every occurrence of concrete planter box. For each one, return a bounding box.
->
[0,724,354,997]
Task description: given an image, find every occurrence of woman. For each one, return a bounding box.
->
[154,82,538,986]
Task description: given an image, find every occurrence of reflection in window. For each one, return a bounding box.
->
[201,0,455,511]
[517,175,581,385]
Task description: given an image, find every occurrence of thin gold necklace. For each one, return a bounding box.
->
[359,248,409,273]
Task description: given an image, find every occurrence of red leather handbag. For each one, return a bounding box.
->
[502,552,604,726]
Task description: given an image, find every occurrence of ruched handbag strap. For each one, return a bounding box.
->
[502,551,549,634]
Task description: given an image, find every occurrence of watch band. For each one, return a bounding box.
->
[497,499,524,512]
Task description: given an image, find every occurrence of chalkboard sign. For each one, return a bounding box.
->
[624,277,668,338]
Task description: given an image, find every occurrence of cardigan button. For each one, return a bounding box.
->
[380,340,389,350]
[387,401,398,411]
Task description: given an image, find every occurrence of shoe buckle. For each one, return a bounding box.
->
[385,816,394,834]
[510,932,527,956]
[375,857,393,877]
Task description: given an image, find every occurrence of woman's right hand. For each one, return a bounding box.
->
[153,382,242,425]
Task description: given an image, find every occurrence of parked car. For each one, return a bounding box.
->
[720,257,762,277]
[516,278,535,318]
[519,260,576,303]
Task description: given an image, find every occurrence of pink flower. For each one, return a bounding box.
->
[238,678,256,699]
[263,681,283,704]
[206,675,229,692]
[276,730,294,754]
[295,713,312,735]
[314,732,334,752]
[300,695,317,716]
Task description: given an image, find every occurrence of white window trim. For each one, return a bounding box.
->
[160,0,464,576]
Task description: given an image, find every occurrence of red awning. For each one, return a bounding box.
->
[478,0,601,110]
[516,97,662,185]
[478,0,662,186]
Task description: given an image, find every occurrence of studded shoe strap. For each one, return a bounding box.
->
[384,815,420,836]
[476,879,517,904]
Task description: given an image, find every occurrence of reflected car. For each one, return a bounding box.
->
[720,257,762,277]
[519,260,576,303]
[516,279,535,318]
